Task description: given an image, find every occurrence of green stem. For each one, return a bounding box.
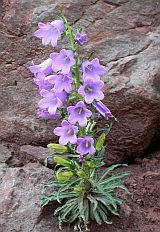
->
[64,18,81,89]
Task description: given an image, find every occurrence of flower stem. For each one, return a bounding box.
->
[64,17,81,89]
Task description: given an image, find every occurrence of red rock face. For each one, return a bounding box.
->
[0,0,160,162]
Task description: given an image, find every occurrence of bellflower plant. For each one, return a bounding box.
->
[30,15,131,231]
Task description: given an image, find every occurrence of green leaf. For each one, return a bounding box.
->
[54,198,76,215]
[59,178,80,193]
[61,30,67,40]
[83,199,89,225]
[92,207,102,224]
[61,201,77,221]
[104,184,130,194]
[40,194,57,207]
[96,197,119,216]
[100,164,128,180]
[87,195,98,212]
[96,132,106,151]
[56,192,78,201]
[55,178,80,203]
[100,171,131,185]
[68,204,80,223]
[97,205,107,222]
[104,122,113,136]
[63,154,79,158]
[90,178,118,210]
[78,195,85,222]
[89,203,94,220]
[44,181,65,187]
[98,203,113,224]
[98,147,106,156]
[54,157,71,168]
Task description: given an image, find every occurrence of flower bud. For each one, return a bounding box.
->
[77,170,87,179]
[56,171,73,182]
[47,143,68,153]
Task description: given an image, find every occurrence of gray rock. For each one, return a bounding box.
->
[0,163,59,232]
[0,145,12,164]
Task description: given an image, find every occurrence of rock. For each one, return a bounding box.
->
[0,0,160,163]
[0,145,12,164]
[20,145,54,167]
[0,163,60,232]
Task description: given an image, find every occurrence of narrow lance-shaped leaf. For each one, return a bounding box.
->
[96,132,106,152]
[54,156,72,168]
[100,164,128,180]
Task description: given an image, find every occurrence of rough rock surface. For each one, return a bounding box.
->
[1,0,160,163]
[0,163,59,232]
[0,145,12,164]
[20,145,54,167]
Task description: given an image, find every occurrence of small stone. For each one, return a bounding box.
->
[120,203,132,217]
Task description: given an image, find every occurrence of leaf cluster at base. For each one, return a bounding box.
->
[41,152,131,230]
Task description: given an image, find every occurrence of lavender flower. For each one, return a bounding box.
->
[50,49,75,74]
[54,120,78,145]
[54,90,67,103]
[34,20,64,47]
[67,101,92,127]
[40,89,67,102]
[93,101,113,119]
[76,136,95,155]
[33,73,54,91]
[29,58,53,77]
[37,108,59,119]
[75,33,89,45]
[81,58,106,80]
[38,89,66,116]
[78,79,104,104]
[47,73,73,93]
